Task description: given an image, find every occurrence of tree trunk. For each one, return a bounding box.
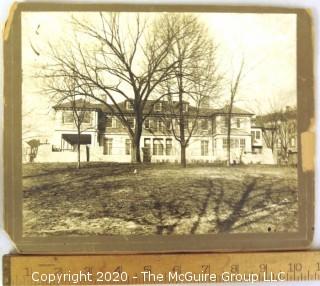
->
[227,111,232,166]
[178,60,187,168]
[131,139,141,163]
[180,144,187,168]
[131,126,142,163]
[77,129,81,169]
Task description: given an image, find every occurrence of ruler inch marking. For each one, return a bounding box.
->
[5,251,320,285]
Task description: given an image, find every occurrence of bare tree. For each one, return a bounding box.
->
[69,98,91,169]
[226,60,244,166]
[159,14,221,167]
[49,73,92,169]
[256,98,296,157]
[41,13,179,163]
[258,106,296,164]
[255,99,281,153]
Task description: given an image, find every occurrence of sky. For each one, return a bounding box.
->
[21,12,297,139]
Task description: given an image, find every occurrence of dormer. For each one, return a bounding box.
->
[154,102,162,112]
[126,100,134,110]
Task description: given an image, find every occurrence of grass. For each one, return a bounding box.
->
[22,162,298,236]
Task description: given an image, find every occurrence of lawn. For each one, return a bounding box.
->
[22,163,298,236]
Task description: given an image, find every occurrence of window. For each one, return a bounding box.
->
[106,117,112,128]
[184,119,189,130]
[144,138,151,149]
[106,116,118,128]
[112,118,117,128]
[62,111,74,124]
[111,117,117,128]
[125,139,131,155]
[166,138,173,155]
[127,117,135,129]
[126,101,134,110]
[212,118,216,133]
[224,117,228,128]
[103,138,112,155]
[156,120,164,132]
[201,119,209,130]
[165,120,171,131]
[240,138,246,149]
[201,140,209,156]
[154,102,162,112]
[223,138,228,149]
[77,111,91,124]
[144,119,151,129]
[153,139,164,155]
[252,130,261,140]
[183,103,189,112]
[236,118,241,128]
[291,137,296,147]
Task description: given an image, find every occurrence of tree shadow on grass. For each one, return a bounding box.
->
[23,164,298,236]
[212,177,257,232]
[207,176,298,234]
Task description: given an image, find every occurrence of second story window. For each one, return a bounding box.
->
[126,101,134,110]
[106,117,112,128]
[127,117,135,129]
[112,118,118,128]
[224,117,228,128]
[154,102,162,112]
[144,119,152,129]
[251,130,261,141]
[165,120,171,131]
[183,103,189,112]
[201,119,209,130]
[62,111,74,124]
[184,119,189,130]
[106,117,117,128]
[236,118,241,128]
[156,119,164,132]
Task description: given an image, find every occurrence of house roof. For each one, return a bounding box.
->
[53,99,102,110]
[214,105,254,115]
[53,99,253,117]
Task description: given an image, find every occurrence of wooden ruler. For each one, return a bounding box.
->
[3,251,320,285]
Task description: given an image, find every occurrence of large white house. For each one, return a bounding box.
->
[31,99,275,164]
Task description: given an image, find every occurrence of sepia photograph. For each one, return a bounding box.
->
[20,9,301,238]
